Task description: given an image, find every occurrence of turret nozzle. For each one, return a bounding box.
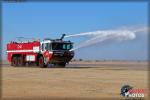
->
[60,34,66,40]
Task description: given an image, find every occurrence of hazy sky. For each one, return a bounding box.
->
[2,2,148,60]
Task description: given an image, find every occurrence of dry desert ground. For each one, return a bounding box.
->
[0,60,149,100]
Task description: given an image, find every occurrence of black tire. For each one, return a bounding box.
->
[39,56,47,68]
[18,56,25,66]
[56,63,66,68]
[27,62,34,66]
[11,60,13,66]
[12,57,18,67]
[36,57,39,66]
[36,61,39,66]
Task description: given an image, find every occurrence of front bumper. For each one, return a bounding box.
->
[49,51,74,64]
[49,55,73,63]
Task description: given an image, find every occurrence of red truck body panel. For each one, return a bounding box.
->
[7,41,40,62]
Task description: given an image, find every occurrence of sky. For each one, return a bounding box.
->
[2,2,148,60]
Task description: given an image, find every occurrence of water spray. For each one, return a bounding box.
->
[65,26,148,51]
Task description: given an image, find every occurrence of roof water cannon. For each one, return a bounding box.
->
[60,34,66,40]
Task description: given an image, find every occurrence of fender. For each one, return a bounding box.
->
[43,51,53,63]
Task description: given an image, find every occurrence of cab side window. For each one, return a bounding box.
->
[42,44,44,51]
[49,43,52,50]
[45,43,49,51]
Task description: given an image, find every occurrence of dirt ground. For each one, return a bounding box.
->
[1,61,149,100]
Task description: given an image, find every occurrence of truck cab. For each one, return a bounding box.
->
[40,39,74,67]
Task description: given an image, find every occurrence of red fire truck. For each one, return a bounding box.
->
[6,34,74,68]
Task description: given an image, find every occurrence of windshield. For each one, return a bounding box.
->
[52,43,73,50]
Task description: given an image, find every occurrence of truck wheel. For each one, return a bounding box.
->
[11,60,13,66]
[56,63,66,68]
[36,61,39,66]
[12,57,18,67]
[18,56,25,66]
[39,57,47,68]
